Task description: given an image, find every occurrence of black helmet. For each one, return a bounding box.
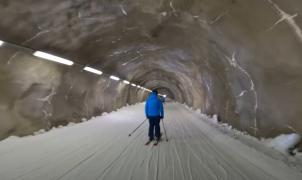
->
[152,90,158,95]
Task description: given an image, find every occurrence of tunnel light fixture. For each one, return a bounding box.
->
[137,85,141,88]
[131,83,137,87]
[0,40,4,47]
[33,51,74,66]
[159,94,166,98]
[84,66,103,75]
[123,80,130,84]
[110,75,120,81]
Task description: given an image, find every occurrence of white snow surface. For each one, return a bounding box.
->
[262,133,301,154]
[0,102,302,180]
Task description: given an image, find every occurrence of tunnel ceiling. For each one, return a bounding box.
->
[1,0,302,137]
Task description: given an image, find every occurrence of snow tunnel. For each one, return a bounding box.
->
[0,1,302,179]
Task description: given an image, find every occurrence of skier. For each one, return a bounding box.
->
[159,95,165,104]
[145,90,164,145]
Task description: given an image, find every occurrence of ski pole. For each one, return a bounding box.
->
[162,120,168,141]
[128,118,147,136]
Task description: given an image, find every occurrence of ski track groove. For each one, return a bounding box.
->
[54,122,133,180]
[187,153,193,180]
[12,141,92,180]
[125,127,146,180]
[172,140,186,180]
[145,146,153,180]
[173,112,219,180]
[182,108,247,179]
[184,108,274,180]
[177,112,220,179]
[61,126,132,180]
[96,128,144,180]
[54,136,119,180]
[155,146,159,180]
[7,130,101,180]
[171,146,176,180]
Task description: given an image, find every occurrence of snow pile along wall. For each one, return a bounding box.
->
[263,134,301,155]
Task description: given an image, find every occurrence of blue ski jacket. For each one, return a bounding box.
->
[145,92,164,119]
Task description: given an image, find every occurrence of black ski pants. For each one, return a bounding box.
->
[148,117,161,141]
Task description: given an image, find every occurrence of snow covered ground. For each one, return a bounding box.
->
[0,103,302,180]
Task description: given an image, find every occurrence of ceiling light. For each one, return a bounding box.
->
[131,83,136,87]
[123,80,130,84]
[84,66,103,75]
[0,40,4,47]
[110,75,120,81]
[33,51,74,66]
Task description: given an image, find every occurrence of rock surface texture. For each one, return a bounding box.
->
[0,0,302,140]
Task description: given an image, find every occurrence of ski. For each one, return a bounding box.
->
[145,140,152,145]
[153,140,159,146]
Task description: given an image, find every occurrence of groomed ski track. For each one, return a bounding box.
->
[0,103,301,180]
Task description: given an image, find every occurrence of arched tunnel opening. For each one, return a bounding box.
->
[0,0,302,179]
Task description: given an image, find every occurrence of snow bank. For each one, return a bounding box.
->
[262,134,301,155]
[33,129,46,135]
[67,122,76,127]
[183,102,302,156]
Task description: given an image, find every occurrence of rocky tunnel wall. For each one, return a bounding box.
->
[0,0,302,140]
[0,45,148,140]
